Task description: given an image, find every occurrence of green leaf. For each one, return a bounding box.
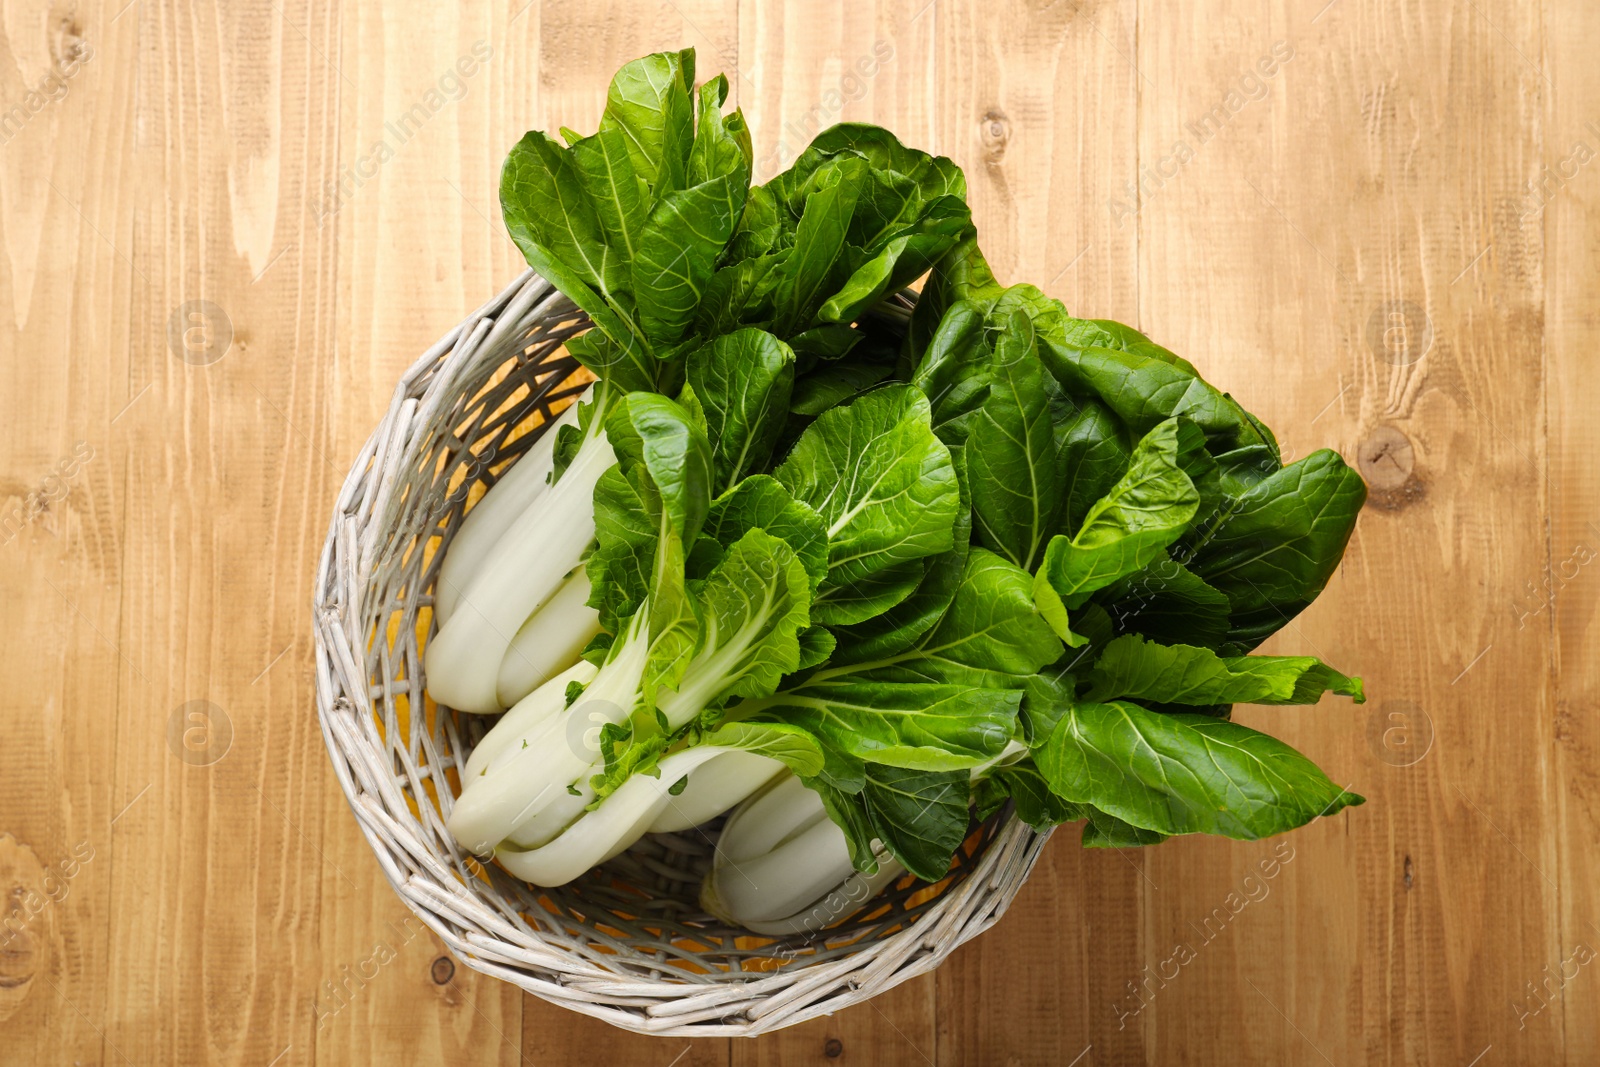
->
[1033,418,1198,642]
[1021,658,1076,746]
[701,720,825,778]
[1056,397,1133,537]
[1038,333,1276,455]
[1036,700,1364,840]
[590,394,713,630]
[697,252,787,337]
[817,215,971,324]
[973,775,1009,823]
[641,526,700,704]
[590,718,669,800]
[808,778,881,873]
[1081,808,1169,848]
[597,49,695,195]
[861,765,971,882]
[724,181,785,261]
[990,762,1086,831]
[827,456,972,664]
[1098,560,1232,650]
[786,124,968,219]
[588,465,657,629]
[685,329,795,492]
[789,361,893,416]
[501,135,657,389]
[772,157,866,335]
[740,680,1020,778]
[809,559,927,626]
[842,548,1064,687]
[1214,444,1283,495]
[688,73,751,187]
[912,300,992,449]
[605,393,714,544]
[794,625,837,670]
[632,170,749,344]
[924,234,1003,311]
[669,528,813,708]
[967,311,1063,571]
[775,384,960,623]
[700,475,829,590]
[499,130,609,292]
[1185,449,1367,651]
[563,327,658,396]
[789,323,864,362]
[1084,635,1365,706]
[568,126,649,297]
[987,283,1070,337]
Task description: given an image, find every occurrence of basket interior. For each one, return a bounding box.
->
[343,277,1021,986]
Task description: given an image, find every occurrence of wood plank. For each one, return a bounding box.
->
[737,0,938,182]
[1545,5,1600,1065]
[0,2,139,1064]
[931,3,1146,1064]
[524,1006,731,1067]
[734,976,936,1067]
[1135,1,1555,1063]
[94,0,347,1063]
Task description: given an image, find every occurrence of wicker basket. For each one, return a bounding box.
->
[312,269,1054,1036]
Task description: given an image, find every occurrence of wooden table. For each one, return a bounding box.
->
[2,1,1593,1063]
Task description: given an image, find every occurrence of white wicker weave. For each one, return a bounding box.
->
[312,269,1054,1036]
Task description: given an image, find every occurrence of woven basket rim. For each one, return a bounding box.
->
[311,268,1053,1036]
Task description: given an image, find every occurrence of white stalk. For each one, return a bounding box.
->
[716,772,825,862]
[435,390,588,624]
[700,771,905,933]
[462,658,597,779]
[494,745,728,887]
[719,853,905,937]
[495,567,602,707]
[444,611,648,854]
[424,428,615,712]
[504,781,594,850]
[647,751,787,833]
[708,818,857,924]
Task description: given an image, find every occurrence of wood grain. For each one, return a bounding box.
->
[1547,3,1600,1066]
[1,1,1596,1064]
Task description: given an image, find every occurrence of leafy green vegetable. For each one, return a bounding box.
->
[966,311,1064,570]
[685,328,796,492]
[859,765,971,881]
[740,680,1019,789]
[775,384,961,623]
[1055,396,1133,538]
[1081,808,1169,848]
[1033,418,1199,643]
[698,475,829,589]
[587,393,713,629]
[1084,634,1366,706]
[911,300,991,448]
[499,51,754,392]
[1184,449,1368,652]
[1036,700,1365,840]
[1096,560,1231,650]
[699,720,826,778]
[454,53,1370,903]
